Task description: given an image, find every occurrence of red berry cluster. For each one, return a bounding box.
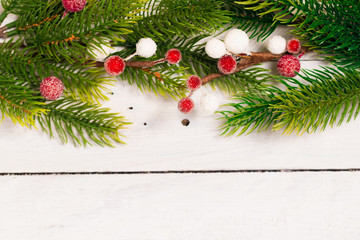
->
[104,48,182,76]
[277,38,302,77]
[178,75,202,114]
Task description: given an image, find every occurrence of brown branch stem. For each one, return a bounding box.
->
[87,60,158,69]
[201,48,310,85]
[0,26,7,38]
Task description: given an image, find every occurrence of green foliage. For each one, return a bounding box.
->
[18,0,146,63]
[222,0,279,41]
[0,39,113,103]
[0,73,46,127]
[0,0,50,22]
[236,0,360,68]
[38,98,130,147]
[119,59,188,99]
[122,0,232,43]
[219,67,360,135]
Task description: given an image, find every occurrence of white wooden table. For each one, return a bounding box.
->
[1,12,360,239]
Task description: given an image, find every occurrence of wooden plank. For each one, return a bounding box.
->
[1,172,360,239]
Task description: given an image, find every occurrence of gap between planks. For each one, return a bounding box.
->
[1,168,360,176]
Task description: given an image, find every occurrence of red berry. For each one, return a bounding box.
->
[186,75,202,91]
[62,0,86,12]
[104,55,125,76]
[178,97,194,114]
[277,55,301,77]
[40,76,64,100]
[217,54,237,75]
[166,48,182,64]
[287,38,301,54]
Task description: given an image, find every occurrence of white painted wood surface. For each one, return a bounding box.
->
[2,173,360,240]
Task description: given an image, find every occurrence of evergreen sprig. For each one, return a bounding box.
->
[222,0,279,41]
[19,0,145,63]
[38,98,130,147]
[0,39,114,103]
[119,61,188,99]
[219,67,360,135]
[122,0,232,43]
[0,73,46,127]
[0,0,49,23]
[236,0,360,68]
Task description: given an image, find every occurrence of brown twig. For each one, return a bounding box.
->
[87,60,159,69]
[201,48,311,85]
[88,47,311,84]
[0,26,7,38]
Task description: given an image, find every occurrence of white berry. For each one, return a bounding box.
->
[223,29,249,54]
[136,38,157,58]
[205,38,227,59]
[200,93,220,115]
[267,35,286,54]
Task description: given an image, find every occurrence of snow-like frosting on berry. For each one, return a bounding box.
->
[40,76,64,100]
[287,38,301,54]
[267,35,286,54]
[136,38,157,58]
[223,29,249,54]
[166,48,182,64]
[205,38,227,59]
[277,55,301,77]
[104,55,125,76]
[186,75,202,91]
[217,54,237,75]
[178,97,194,114]
[62,0,86,12]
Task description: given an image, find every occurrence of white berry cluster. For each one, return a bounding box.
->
[205,29,250,59]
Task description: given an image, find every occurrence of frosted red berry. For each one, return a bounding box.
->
[40,76,64,100]
[287,38,301,54]
[178,97,194,114]
[104,55,125,76]
[166,48,182,64]
[217,54,237,75]
[62,0,86,12]
[277,55,301,77]
[186,75,202,91]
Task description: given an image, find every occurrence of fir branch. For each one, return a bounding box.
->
[218,67,360,135]
[221,0,279,41]
[0,0,50,23]
[119,63,187,99]
[37,98,130,147]
[0,39,114,103]
[236,0,360,68]
[0,73,46,127]
[122,0,232,43]
[21,0,145,63]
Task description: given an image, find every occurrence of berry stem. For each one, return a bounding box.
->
[154,58,166,64]
[124,52,138,61]
[90,59,163,69]
[0,26,7,38]
[201,47,310,85]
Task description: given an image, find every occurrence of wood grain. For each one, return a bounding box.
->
[1,173,360,239]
